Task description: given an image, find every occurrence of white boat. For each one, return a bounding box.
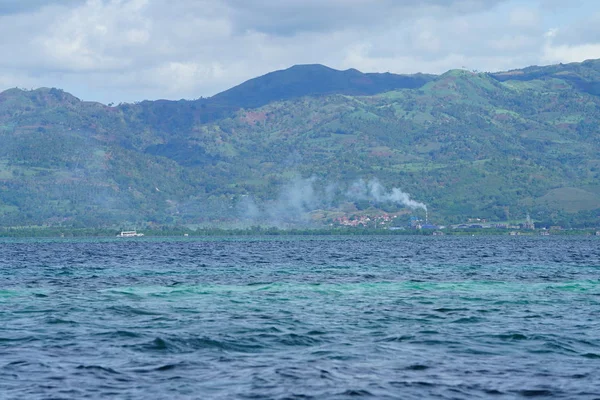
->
[117,230,144,237]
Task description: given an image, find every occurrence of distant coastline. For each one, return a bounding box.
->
[0,226,598,238]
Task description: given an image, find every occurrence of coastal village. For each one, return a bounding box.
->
[330,211,600,235]
[332,213,397,228]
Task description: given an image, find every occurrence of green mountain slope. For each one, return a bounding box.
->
[123,64,435,132]
[211,64,435,108]
[0,61,599,228]
[491,58,600,96]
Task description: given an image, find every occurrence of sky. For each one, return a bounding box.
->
[1,0,599,104]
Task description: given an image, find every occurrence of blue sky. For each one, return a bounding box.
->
[0,0,599,104]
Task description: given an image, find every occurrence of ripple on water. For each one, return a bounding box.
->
[130,336,266,354]
[1,236,599,399]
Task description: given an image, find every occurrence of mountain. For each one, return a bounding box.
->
[0,61,599,228]
[115,65,434,136]
[211,64,435,109]
[491,58,600,96]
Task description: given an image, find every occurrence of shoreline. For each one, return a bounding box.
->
[0,226,597,238]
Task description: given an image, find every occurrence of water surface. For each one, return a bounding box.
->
[1,236,599,399]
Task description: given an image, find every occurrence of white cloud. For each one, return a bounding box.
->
[0,0,84,15]
[543,42,600,64]
[542,16,600,64]
[508,7,540,29]
[35,0,151,71]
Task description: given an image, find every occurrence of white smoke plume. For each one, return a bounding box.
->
[237,177,326,226]
[267,177,319,222]
[348,179,427,211]
[237,177,427,226]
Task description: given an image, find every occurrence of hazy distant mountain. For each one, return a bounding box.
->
[210,64,435,108]
[128,64,435,129]
[0,60,599,228]
[490,58,600,96]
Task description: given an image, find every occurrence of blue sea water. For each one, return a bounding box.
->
[1,236,599,399]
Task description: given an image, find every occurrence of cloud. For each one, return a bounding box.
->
[541,11,600,64]
[543,42,600,64]
[0,0,84,15]
[508,6,540,29]
[224,0,506,36]
[546,12,600,47]
[0,0,598,103]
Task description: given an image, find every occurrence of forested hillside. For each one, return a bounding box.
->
[1,60,599,228]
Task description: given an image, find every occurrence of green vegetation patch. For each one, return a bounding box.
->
[536,187,600,213]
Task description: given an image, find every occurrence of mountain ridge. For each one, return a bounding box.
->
[209,63,436,109]
[4,58,600,106]
[1,59,600,228]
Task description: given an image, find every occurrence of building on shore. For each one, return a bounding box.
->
[523,214,535,230]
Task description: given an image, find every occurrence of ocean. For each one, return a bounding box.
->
[1,236,599,399]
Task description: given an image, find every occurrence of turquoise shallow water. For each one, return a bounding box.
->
[1,236,599,399]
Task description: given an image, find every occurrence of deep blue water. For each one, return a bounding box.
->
[1,236,599,399]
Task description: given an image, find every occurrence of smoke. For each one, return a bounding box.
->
[237,176,427,227]
[238,196,261,220]
[267,177,319,223]
[237,177,328,227]
[348,179,427,211]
